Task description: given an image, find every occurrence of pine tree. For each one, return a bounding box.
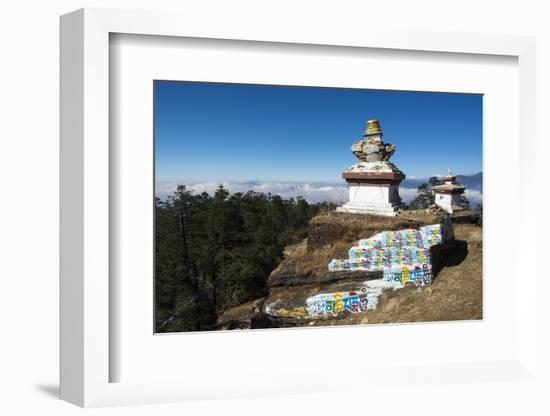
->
[155,185,333,332]
[409,177,444,209]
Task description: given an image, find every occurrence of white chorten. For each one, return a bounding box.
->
[336,120,404,216]
[432,169,466,213]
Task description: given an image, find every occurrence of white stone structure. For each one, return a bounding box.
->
[339,180,403,215]
[432,170,465,213]
[336,120,404,216]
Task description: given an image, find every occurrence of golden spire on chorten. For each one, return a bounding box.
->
[364,119,382,137]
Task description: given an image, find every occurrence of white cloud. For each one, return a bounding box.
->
[398,187,418,203]
[156,181,349,203]
[156,181,482,207]
[464,189,483,207]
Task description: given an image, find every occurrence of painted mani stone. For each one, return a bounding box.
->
[305,287,382,318]
[328,219,453,289]
[382,264,433,287]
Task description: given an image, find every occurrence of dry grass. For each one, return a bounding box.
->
[219,213,483,328]
[308,211,441,249]
[273,238,351,276]
[309,224,483,326]
[271,210,448,280]
[310,210,441,226]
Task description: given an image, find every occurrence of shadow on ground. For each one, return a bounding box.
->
[34,384,59,399]
[432,239,468,281]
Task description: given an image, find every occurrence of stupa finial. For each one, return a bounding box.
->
[364,119,382,137]
[351,119,395,162]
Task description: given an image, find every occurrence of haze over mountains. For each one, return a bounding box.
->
[157,172,483,207]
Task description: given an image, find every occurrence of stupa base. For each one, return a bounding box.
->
[336,201,401,217]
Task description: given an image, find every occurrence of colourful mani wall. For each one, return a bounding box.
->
[265,220,453,320]
[328,219,453,289]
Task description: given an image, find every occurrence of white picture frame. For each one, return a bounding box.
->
[60,7,538,408]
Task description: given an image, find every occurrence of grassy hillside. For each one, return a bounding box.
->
[218,210,482,329]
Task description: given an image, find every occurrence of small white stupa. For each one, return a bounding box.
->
[336,120,405,216]
[432,169,466,213]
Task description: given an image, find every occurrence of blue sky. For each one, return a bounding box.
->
[155,81,482,183]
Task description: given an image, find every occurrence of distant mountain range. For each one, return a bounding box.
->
[402,172,482,192]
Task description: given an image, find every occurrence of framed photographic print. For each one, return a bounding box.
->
[153,81,483,334]
[60,7,538,408]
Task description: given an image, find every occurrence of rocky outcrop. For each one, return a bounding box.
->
[351,138,395,162]
[217,298,273,330]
